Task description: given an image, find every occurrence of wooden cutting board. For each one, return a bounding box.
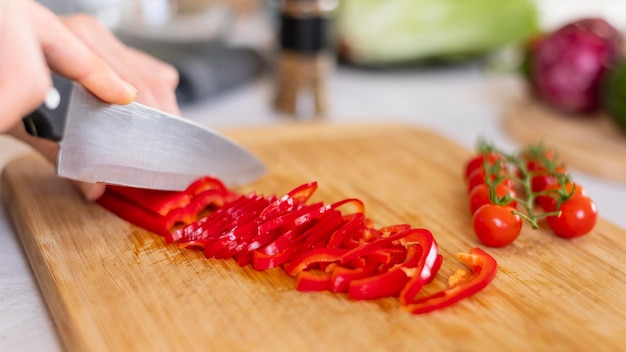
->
[503,94,626,183]
[2,124,626,352]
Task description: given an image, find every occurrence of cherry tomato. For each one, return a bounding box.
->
[464,153,501,179]
[520,149,556,174]
[468,184,517,214]
[472,204,522,247]
[546,195,597,238]
[536,182,585,212]
[530,166,567,192]
[467,168,513,193]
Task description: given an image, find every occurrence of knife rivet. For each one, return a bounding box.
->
[44,87,61,110]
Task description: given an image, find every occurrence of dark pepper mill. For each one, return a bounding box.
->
[273,0,337,119]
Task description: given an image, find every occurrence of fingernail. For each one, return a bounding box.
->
[124,81,138,95]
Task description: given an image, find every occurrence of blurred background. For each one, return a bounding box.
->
[36,0,626,112]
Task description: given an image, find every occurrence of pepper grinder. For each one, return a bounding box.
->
[273,0,337,119]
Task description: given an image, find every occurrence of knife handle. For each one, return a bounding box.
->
[22,74,73,142]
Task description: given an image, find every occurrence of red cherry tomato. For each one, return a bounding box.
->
[468,184,517,214]
[464,153,501,179]
[546,195,597,238]
[530,166,567,192]
[472,204,522,247]
[467,168,513,193]
[521,149,556,173]
[536,182,586,212]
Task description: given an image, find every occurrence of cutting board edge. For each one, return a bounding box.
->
[1,154,90,352]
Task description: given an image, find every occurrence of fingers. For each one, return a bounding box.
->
[0,0,52,132]
[75,182,106,201]
[61,14,181,115]
[25,1,137,106]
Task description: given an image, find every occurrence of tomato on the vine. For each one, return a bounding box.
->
[467,168,513,193]
[464,153,501,179]
[472,204,522,247]
[546,195,597,238]
[530,166,567,192]
[536,182,586,212]
[520,149,556,173]
[468,184,517,214]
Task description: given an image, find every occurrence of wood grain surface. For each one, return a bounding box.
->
[2,124,626,352]
[503,94,626,184]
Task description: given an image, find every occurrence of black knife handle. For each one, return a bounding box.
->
[22,74,73,141]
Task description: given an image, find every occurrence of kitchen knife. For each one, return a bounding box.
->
[21,75,267,191]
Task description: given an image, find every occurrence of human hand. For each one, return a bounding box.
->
[1,0,180,200]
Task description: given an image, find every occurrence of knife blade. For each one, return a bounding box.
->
[21,75,267,191]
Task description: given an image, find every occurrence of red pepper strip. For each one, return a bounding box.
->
[299,210,344,249]
[403,248,498,314]
[330,262,379,293]
[327,213,365,248]
[339,229,413,265]
[203,212,261,258]
[283,247,347,276]
[107,176,231,216]
[162,189,226,226]
[171,193,264,245]
[252,246,298,271]
[259,202,325,234]
[296,271,331,292]
[328,198,365,216]
[363,246,407,269]
[234,251,252,267]
[166,194,249,244]
[200,194,270,257]
[348,267,412,300]
[259,182,318,221]
[256,221,315,256]
[397,229,439,305]
[425,254,444,284]
[348,243,423,300]
[96,190,171,236]
[245,227,281,253]
[257,210,342,264]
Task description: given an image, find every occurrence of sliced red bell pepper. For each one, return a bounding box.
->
[107,176,232,216]
[329,262,379,293]
[348,266,413,300]
[348,243,424,300]
[327,213,365,248]
[96,190,172,236]
[259,202,325,234]
[397,229,440,305]
[296,271,331,292]
[403,248,497,314]
[252,246,299,271]
[259,182,318,221]
[168,194,257,244]
[298,210,344,250]
[339,228,414,265]
[284,247,347,276]
[162,189,227,225]
[100,177,497,315]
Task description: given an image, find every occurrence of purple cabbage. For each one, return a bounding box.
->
[529,18,623,114]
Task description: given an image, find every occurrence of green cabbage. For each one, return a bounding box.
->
[335,0,540,64]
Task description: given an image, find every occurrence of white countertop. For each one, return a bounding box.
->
[2,62,626,352]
